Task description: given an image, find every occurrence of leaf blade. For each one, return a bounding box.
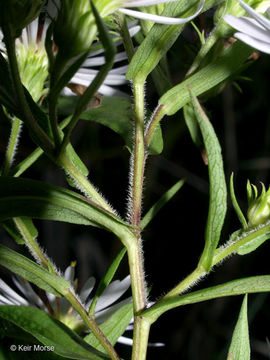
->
[189,90,227,271]
[143,275,270,323]
[0,306,109,359]
[227,295,250,360]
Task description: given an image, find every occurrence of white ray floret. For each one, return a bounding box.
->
[224,0,270,54]
[119,0,205,25]
[0,267,132,344]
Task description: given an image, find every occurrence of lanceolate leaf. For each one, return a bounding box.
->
[126,0,223,83]
[0,177,132,239]
[89,248,127,316]
[58,96,163,155]
[142,275,270,323]
[1,217,38,245]
[85,301,133,352]
[189,91,227,271]
[0,306,109,360]
[159,41,253,116]
[227,295,250,360]
[0,245,69,297]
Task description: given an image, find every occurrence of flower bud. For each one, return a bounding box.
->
[53,0,97,59]
[247,182,270,226]
[215,0,270,22]
[0,0,44,38]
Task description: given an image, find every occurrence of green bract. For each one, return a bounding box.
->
[215,0,270,23]
[53,0,97,58]
[0,0,44,38]
[247,182,270,227]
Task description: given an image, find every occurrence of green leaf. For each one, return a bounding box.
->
[1,217,38,245]
[230,173,248,230]
[58,96,163,155]
[227,295,250,360]
[237,233,270,255]
[189,90,227,271]
[183,103,202,148]
[0,245,69,297]
[89,248,127,316]
[0,306,109,359]
[0,177,131,238]
[141,180,184,229]
[0,317,36,342]
[160,41,253,116]
[142,275,270,323]
[126,0,223,82]
[85,301,133,352]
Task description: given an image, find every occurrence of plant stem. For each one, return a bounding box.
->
[9,117,71,177]
[58,152,116,214]
[64,289,120,360]
[144,104,166,150]
[13,217,53,272]
[2,117,22,175]
[145,223,270,324]
[162,265,206,300]
[48,53,68,148]
[127,240,147,313]
[130,81,146,226]
[132,316,151,360]
[127,79,149,360]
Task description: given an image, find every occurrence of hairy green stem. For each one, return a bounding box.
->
[2,117,22,175]
[9,117,71,177]
[64,289,120,360]
[162,265,206,300]
[58,152,116,214]
[132,316,151,360]
[127,80,149,360]
[146,224,270,323]
[48,53,68,148]
[13,217,52,271]
[130,81,146,226]
[144,104,166,151]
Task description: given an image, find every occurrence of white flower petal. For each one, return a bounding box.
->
[21,28,28,46]
[238,0,270,31]
[27,19,39,44]
[0,279,29,306]
[95,276,130,312]
[64,266,75,283]
[0,295,17,305]
[117,336,133,346]
[124,0,179,7]
[79,277,96,303]
[119,0,204,25]
[95,297,132,324]
[97,84,129,97]
[235,31,270,53]
[223,15,270,43]
[83,51,128,67]
[12,277,44,307]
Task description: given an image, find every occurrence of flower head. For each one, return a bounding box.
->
[0,265,131,335]
[247,181,270,226]
[224,0,270,54]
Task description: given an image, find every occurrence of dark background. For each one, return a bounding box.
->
[1,17,270,360]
